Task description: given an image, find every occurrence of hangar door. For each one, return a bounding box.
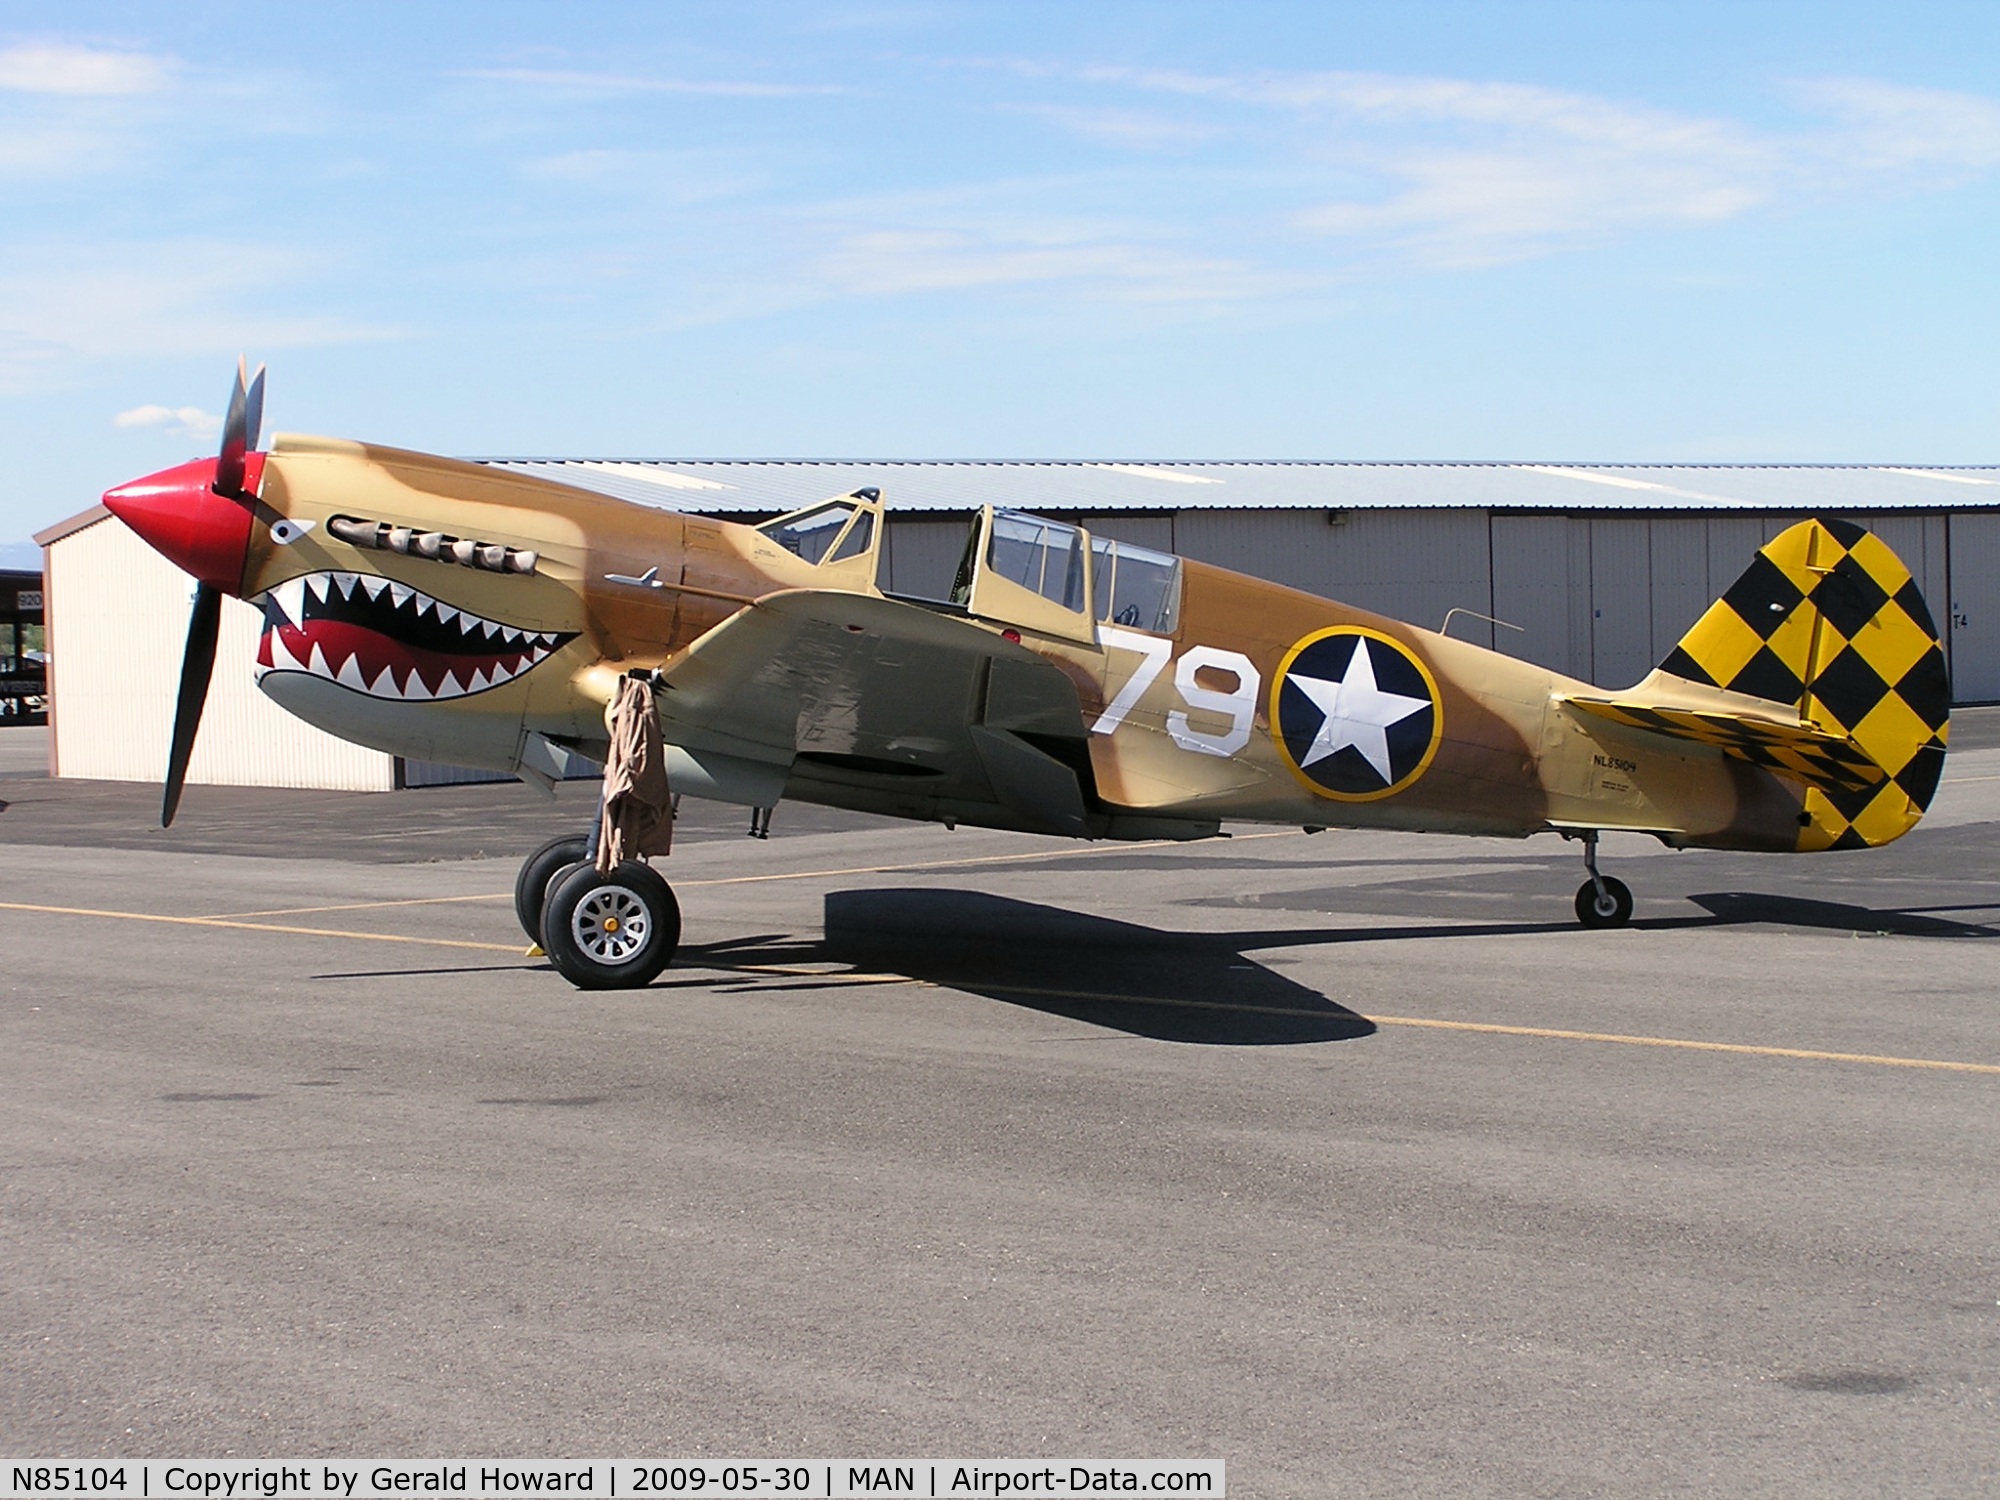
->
[1489,516,1669,689]
[1950,513,2000,702]
[1490,516,1589,679]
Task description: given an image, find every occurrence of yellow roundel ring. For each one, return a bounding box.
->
[1269,625,1444,802]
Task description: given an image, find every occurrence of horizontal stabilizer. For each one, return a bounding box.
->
[1562,695,1885,793]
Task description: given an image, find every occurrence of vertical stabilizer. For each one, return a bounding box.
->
[1654,516,1949,849]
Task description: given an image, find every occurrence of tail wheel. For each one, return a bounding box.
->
[514,834,591,943]
[541,860,681,989]
[1574,876,1634,929]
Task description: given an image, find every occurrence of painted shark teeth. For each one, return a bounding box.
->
[336,653,370,691]
[255,569,572,702]
[271,577,307,628]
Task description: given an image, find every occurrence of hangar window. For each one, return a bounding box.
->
[1091,537,1181,635]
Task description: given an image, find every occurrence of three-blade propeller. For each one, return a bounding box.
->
[163,358,264,827]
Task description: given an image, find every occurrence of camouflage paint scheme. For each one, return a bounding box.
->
[237,433,1947,857]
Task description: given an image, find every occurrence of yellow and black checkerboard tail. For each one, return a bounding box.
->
[1655,516,1950,850]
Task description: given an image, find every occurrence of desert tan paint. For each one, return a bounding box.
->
[248,436,1808,850]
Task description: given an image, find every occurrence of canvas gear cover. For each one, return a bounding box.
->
[596,673,674,872]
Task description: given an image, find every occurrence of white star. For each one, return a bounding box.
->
[1289,640,1430,784]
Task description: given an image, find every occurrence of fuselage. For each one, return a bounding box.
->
[207,433,1824,854]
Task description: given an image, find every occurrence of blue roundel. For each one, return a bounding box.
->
[1273,629,1441,800]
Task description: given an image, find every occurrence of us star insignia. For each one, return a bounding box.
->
[1272,627,1443,800]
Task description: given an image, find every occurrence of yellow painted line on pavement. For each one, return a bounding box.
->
[702,963,911,985]
[1364,1014,2000,1074]
[677,829,1298,889]
[206,893,515,919]
[677,968,2000,1074]
[971,980,1351,1019]
[0,901,525,954]
[12,897,1990,1074]
[199,831,1303,917]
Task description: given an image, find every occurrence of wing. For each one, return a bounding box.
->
[654,588,1099,834]
[1561,694,1885,793]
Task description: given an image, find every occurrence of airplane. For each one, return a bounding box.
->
[98,363,1951,989]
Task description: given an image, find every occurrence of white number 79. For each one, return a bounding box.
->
[1090,627,1260,758]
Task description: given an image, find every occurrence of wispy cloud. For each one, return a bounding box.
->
[1008,103,1215,150]
[448,56,2000,331]
[0,42,181,180]
[1789,76,2000,174]
[458,67,845,98]
[518,148,768,203]
[1294,139,1772,269]
[0,41,173,96]
[1057,65,2000,270]
[0,124,127,179]
[114,403,221,439]
[813,226,1312,302]
[1071,68,1782,267]
[0,241,399,392]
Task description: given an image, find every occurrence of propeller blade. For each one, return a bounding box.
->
[162,582,222,828]
[214,357,251,500]
[243,361,266,451]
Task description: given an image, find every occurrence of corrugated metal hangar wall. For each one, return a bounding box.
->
[767,507,1986,702]
[493,458,2000,704]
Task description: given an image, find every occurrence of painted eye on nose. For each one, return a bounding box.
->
[270,518,317,546]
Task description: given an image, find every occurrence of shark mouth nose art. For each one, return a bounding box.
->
[251,571,577,700]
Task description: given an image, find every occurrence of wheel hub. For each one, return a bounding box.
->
[571,884,650,963]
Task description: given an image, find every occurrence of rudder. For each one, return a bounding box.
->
[1657,516,1949,850]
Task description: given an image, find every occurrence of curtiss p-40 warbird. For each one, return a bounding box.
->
[102,364,1951,988]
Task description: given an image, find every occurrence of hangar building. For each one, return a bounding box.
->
[35,458,2000,789]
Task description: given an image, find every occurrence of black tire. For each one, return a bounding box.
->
[541,860,681,989]
[1574,875,1634,929]
[514,834,591,943]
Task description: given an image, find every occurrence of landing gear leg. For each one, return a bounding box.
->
[1572,831,1633,929]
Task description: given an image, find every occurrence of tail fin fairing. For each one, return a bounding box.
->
[1579,517,1949,850]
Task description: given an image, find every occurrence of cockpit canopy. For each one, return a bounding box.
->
[1091,533,1181,635]
[758,499,876,566]
[952,509,1181,636]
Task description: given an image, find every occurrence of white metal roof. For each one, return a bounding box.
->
[474,459,2000,516]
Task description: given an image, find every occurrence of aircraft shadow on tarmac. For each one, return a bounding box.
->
[311,886,1989,1024]
[802,885,1996,1041]
[1687,891,1999,938]
[817,888,1377,1046]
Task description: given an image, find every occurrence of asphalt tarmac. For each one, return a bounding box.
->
[2,716,1997,1497]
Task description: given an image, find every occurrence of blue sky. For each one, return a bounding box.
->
[4,0,2000,560]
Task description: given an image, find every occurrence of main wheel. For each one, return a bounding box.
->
[514,834,591,943]
[541,860,681,989]
[1574,875,1633,929]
